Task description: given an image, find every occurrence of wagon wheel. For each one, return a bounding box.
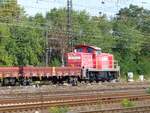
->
[3,78,9,86]
[21,79,28,86]
[9,78,16,86]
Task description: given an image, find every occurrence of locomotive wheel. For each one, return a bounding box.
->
[84,79,90,84]
[69,77,78,86]
[22,79,27,86]
[28,79,32,85]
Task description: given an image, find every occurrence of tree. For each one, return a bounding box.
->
[113,5,150,75]
[0,1,45,66]
[8,26,44,66]
[0,1,149,76]
[0,25,15,65]
[0,0,23,23]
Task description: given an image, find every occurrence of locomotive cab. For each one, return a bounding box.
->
[65,45,120,82]
[75,45,101,54]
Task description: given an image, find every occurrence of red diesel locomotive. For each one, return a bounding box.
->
[0,45,120,86]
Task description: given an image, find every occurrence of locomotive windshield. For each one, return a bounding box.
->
[87,47,93,53]
[96,50,101,54]
[76,48,83,52]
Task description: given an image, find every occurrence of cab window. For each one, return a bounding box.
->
[76,48,83,52]
[87,47,93,53]
[96,50,101,54]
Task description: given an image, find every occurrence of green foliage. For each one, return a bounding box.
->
[0,25,14,65]
[112,5,150,75]
[10,26,44,65]
[121,99,135,108]
[50,58,61,67]
[0,1,45,66]
[0,1,149,76]
[145,88,150,94]
[49,106,68,113]
[0,0,23,22]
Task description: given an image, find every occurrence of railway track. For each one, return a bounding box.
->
[79,105,150,113]
[0,82,149,99]
[0,87,148,101]
[0,91,150,112]
[1,94,150,106]
[0,92,149,104]
[0,82,149,112]
[0,81,149,94]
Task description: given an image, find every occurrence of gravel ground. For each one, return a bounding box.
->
[0,81,149,95]
[0,81,150,113]
[9,100,150,113]
[69,100,150,113]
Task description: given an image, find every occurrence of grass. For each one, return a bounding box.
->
[121,99,135,108]
[146,87,150,94]
[49,106,68,113]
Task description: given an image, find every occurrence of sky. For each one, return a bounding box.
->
[17,0,150,17]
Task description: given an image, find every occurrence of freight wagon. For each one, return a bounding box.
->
[0,45,120,86]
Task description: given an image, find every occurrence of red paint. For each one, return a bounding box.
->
[0,45,116,78]
[66,45,114,70]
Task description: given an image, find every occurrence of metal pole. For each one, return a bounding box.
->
[67,0,73,49]
[45,28,48,66]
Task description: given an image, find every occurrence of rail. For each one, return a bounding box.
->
[79,105,150,113]
[0,91,150,112]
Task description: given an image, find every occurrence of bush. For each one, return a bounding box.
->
[146,88,150,94]
[49,106,68,113]
[121,99,135,108]
[50,58,61,67]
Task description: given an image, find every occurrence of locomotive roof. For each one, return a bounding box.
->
[75,45,101,51]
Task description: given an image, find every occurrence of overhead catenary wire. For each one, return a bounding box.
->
[1,0,149,19]
[0,14,150,39]
[0,22,149,45]
[2,0,150,15]
[0,23,149,51]
[17,0,125,17]
[0,0,149,46]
